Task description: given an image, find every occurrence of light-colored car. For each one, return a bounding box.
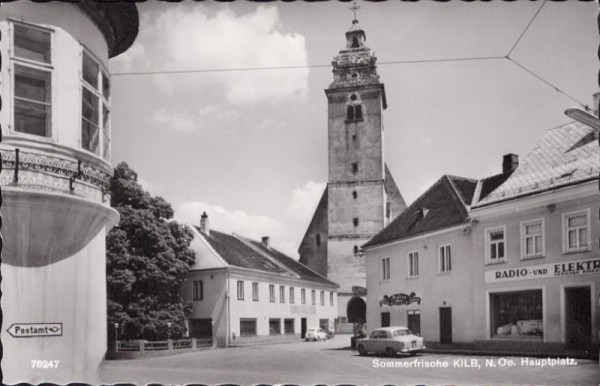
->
[305,328,328,341]
[356,326,425,357]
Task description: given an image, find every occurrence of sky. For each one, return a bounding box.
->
[109,1,599,258]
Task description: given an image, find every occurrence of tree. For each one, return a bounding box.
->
[106,162,195,341]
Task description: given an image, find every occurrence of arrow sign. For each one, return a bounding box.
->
[7,323,62,338]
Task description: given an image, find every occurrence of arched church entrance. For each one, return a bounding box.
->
[347,296,366,323]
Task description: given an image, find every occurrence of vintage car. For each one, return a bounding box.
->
[356,326,425,357]
[305,328,328,341]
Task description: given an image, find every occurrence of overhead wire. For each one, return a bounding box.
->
[112,1,588,110]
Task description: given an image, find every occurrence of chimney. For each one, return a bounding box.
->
[261,236,270,248]
[200,212,209,235]
[502,154,519,174]
[593,92,600,116]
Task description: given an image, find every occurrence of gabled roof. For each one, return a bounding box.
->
[363,175,477,249]
[196,227,337,287]
[474,121,599,207]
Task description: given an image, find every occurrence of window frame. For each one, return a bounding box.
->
[240,318,257,336]
[520,218,545,259]
[252,282,259,302]
[320,290,325,306]
[381,257,391,281]
[269,284,275,303]
[485,226,507,264]
[10,21,54,140]
[237,280,244,300]
[438,244,452,274]
[279,285,285,303]
[407,251,419,278]
[301,288,306,304]
[562,209,591,254]
[289,287,295,304]
[311,289,316,305]
[193,280,203,301]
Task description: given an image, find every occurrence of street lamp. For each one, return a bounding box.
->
[167,322,172,341]
[114,322,119,350]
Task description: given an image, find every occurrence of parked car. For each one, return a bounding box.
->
[305,328,328,341]
[356,326,425,357]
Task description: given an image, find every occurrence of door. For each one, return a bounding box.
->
[301,318,307,339]
[407,310,421,335]
[565,287,592,349]
[381,312,390,327]
[439,307,452,344]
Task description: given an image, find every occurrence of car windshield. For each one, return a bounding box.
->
[392,328,411,337]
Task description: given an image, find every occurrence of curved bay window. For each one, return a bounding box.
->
[490,290,543,339]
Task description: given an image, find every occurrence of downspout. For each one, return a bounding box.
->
[226,270,231,347]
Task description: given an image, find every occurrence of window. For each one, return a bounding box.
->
[407,310,421,335]
[240,318,256,336]
[486,227,506,263]
[351,163,359,174]
[279,286,285,303]
[346,104,363,121]
[381,312,390,327]
[351,37,359,48]
[237,280,244,300]
[330,292,334,306]
[301,289,306,304]
[289,287,295,304]
[353,218,359,227]
[311,290,316,305]
[352,191,358,199]
[353,245,359,255]
[408,252,419,278]
[284,319,295,334]
[319,319,329,331]
[316,233,321,247]
[563,210,591,253]
[269,318,281,335]
[320,291,325,306]
[269,284,275,302]
[381,257,390,280]
[252,282,259,302]
[439,245,452,273]
[347,105,355,120]
[12,24,52,138]
[193,280,203,301]
[490,290,543,339]
[81,50,111,159]
[355,105,363,119]
[521,219,544,259]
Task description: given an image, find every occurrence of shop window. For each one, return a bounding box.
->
[563,210,591,253]
[240,318,257,336]
[311,289,316,305]
[490,290,543,339]
[284,319,295,334]
[289,287,295,304]
[269,318,281,335]
[319,319,329,330]
[252,282,259,302]
[12,23,53,138]
[237,280,244,300]
[521,219,544,259]
[381,257,390,281]
[407,310,421,335]
[269,284,275,302]
[408,251,419,278]
[193,280,203,301]
[301,288,306,304]
[280,285,285,303]
[320,291,325,306]
[486,227,506,263]
[439,245,452,273]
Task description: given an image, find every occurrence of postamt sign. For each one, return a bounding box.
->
[485,257,600,283]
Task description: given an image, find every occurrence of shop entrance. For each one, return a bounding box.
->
[301,318,307,338]
[439,307,452,344]
[565,286,591,349]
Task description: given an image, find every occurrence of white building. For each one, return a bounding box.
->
[182,213,339,346]
[0,2,138,383]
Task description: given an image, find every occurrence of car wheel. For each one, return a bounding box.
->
[386,347,395,358]
[305,339,309,341]
[409,351,417,357]
[357,345,367,356]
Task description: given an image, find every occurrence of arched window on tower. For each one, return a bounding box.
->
[347,105,354,120]
[351,37,359,48]
[355,105,362,119]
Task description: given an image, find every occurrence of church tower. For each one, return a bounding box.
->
[299,13,406,324]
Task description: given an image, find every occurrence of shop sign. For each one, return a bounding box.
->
[485,257,600,283]
[7,323,62,338]
[379,292,421,306]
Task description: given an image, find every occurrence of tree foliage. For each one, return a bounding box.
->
[107,162,195,341]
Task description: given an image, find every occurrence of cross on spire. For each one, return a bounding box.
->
[350,1,360,22]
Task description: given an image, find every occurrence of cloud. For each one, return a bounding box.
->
[153,109,196,132]
[285,180,326,226]
[129,5,308,105]
[109,43,145,73]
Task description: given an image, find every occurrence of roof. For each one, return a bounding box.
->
[197,227,337,287]
[363,175,477,249]
[474,121,600,207]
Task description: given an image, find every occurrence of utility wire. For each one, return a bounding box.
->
[506,0,547,57]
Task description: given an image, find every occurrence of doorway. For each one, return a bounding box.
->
[565,286,592,349]
[347,296,366,323]
[439,307,452,344]
[381,312,390,327]
[301,318,307,339]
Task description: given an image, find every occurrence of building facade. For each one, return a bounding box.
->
[0,2,138,383]
[363,109,600,357]
[182,214,339,347]
[299,17,406,325]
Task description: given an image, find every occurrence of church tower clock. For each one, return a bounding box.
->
[299,13,406,325]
